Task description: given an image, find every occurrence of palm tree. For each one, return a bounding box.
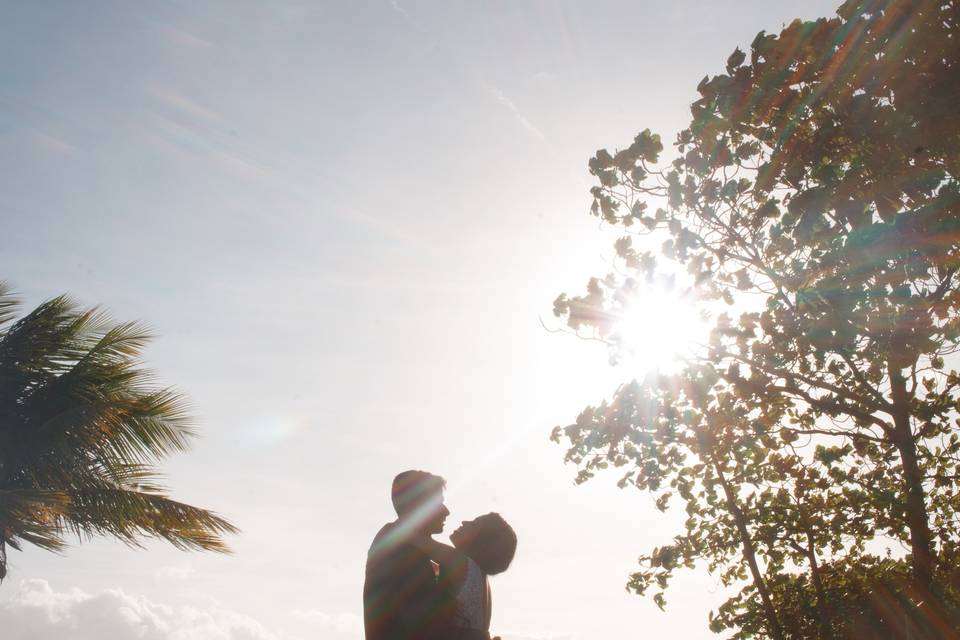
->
[0,282,237,579]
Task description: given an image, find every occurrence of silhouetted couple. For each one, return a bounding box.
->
[363,470,517,640]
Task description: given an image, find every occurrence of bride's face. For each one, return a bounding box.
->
[449,518,478,548]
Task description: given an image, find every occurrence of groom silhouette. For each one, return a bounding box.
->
[363,470,455,640]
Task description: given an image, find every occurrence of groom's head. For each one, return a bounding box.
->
[392,470,448,535]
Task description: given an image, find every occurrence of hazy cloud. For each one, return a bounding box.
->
[155,563,195,581]
[290,609,363,635]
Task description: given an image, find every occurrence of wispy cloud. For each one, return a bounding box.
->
[148,85,222,122]
[158,24,214,49]
[485,85,545,140]
[388,0,413,23]
[384,1,543,141]
[29,130,78,155]
[132,112,439,254]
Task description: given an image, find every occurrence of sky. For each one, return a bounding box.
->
[1,1,840,638]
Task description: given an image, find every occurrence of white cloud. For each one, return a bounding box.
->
[0,578,568,640]
[0,579,288,640]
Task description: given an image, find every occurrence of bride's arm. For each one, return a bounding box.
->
[414,537,462,566]
[411,537,469,589]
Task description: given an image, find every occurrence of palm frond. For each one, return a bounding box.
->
[0,297,92,414]
[0,488,70,553]
[0,283,237,577]
[62,488,238,553]
[78,319,154,365]
[0,282,20,329]
[0,296,87,372]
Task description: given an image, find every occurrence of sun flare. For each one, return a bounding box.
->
[612,286,705,376]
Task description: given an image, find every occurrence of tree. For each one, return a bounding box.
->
[724,554,960,639]
[0,283,237,579]
[551,0,960,637]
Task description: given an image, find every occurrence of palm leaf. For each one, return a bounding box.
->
[0,284,237,579]
[62,488,238,553]
[0,488,70,553]
[0,282,20,329]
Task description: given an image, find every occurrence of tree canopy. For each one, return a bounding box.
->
[0,283,237,579]
[551,1,960,637]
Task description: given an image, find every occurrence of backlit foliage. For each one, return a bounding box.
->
[552,1,960,637]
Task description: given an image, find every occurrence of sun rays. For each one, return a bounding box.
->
[611,284,707,376]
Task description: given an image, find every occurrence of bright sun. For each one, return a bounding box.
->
[612,285,706,376]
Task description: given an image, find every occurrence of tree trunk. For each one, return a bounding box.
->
[804,529,834,640]
[888,365,935,597]
[714,461,785,640]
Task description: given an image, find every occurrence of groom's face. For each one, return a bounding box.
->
[397,486,449,535]
[422,491,449,535]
